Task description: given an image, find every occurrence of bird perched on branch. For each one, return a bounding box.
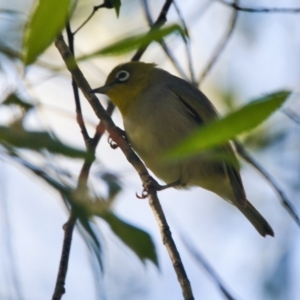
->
[91,61,274,237]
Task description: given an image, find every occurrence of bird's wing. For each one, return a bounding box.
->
[170,82,218,122]
[171,82,247,206]
[221,144,247,206]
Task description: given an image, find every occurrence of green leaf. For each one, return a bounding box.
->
[0,125,87,158]
[110,0,121,17]
[100,211,158,266]
[166,90,290,160]
[100,173,122,202]
[3,94,34,111]
[23,0,71,65]
[77,24,186,60]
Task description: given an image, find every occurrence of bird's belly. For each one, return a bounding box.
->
[124,116,227,191]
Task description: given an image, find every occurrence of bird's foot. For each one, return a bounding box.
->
[108,136,118,149]
[108,128,127,149]
[136,176,180,199]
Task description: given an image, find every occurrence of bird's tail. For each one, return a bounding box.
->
[238,201,274,237]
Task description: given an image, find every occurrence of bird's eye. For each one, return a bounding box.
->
[116,70,130,82]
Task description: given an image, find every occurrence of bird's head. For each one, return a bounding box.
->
[91,62,156,115]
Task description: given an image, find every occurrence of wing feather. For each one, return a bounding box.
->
[170,79,247,206]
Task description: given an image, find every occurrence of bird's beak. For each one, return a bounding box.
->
[89,84,111,94]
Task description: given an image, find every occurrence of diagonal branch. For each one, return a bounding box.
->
[131,0,174,61]
[198,0,239,85]
[141,0,189,80]
[217,0,300,13]
[282,108,300,125]
[52,23,116,300]
[180,233,237,300]
[52,214,77,300]
[66,23,91,146]
[173,0,197,85]
[55,35,194,300]
[234,141,300,227]
[73,1,114,35]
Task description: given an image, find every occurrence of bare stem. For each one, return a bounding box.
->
[131,0,174,61]
[73,1,113,35]
[234,141,300,227]
[141,0,189,80]
[173,0,197,85]
[52,214,77,300]
[147,191,194,300]
[198,0,239,85]
[217,0,300,13]
[180,234,236,300]
[66,23,91,146]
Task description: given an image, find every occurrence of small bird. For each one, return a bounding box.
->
[91,62,274,237]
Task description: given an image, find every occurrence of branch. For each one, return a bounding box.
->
[52,23,117,300]
[180,234,237,300]
[282,108,300,125]
[173,0,197,85]
[52,214,77,300]
[73,1,113,35]
[52,24,90,300]
[131,0,174,61]
[218,0,300,13]
[141,0,189,80]
[55,35,194,300]
[66,23,91,146]
[234,141,300,227]
[198,0,239,85]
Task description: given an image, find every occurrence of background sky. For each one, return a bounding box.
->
[1,0,300,299]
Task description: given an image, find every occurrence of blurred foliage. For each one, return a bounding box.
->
[23,0,72,65]
[264,249,291,300]
[77,24,187,60]
[109,0,122,17]
[3,93,34,112]
[2,145,158,266]
[100,211,158,266]
[166,90,290,161]
[0,124,88,158]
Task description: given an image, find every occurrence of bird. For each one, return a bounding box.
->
[91,61,274,237]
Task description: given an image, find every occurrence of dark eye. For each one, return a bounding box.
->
[116,70,130,82]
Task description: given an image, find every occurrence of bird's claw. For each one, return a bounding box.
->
[136,176,181,199]
[108,128,128,149]
[136,190,149,199]
[136,176,156,199]
[108,136,118,149]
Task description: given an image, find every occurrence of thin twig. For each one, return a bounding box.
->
[52,101,114,300]
[282,108,300,125]
[131,0,174,61]
[66,23,91,145]
[1,194,25,300]
[55,34,194,300]
[52,23,90,300]
[234,141,300,227]
[173,0,197,85]
[148,192,194,300]
[180,234,237,300]
[198,0,239,85]
[79,101,115,187]
[52,23,114,300]
[217,0,300,13]
[73,2,112,35]
[52,214,77,300]
[141,0,189,80]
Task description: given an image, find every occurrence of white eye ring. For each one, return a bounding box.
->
[116,70,130,82]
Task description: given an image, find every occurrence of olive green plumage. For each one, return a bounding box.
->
[92,62,274,237]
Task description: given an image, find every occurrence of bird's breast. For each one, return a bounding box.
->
[122,89,201,184]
